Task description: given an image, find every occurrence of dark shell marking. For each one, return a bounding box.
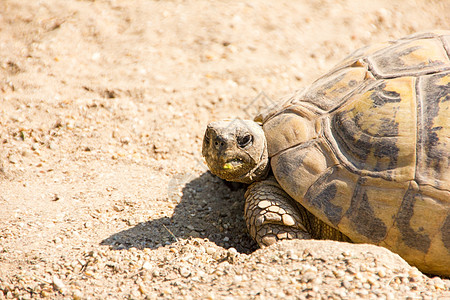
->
[396,184,432,253]
[443,214,450,251]
[303,167,343,227]
[345,177,388,244]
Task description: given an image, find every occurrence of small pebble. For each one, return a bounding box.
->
[142,261,152,271]
[333,270,345,278]
[377,269,386,278]
[179,266,191,278]
[233,275,243,284]
[228,247,237,255]
[433,278,446,290]
[72,290,83,300]
[52,276,65,291]
[206,247,216,255]
[113,205,124,212]
[408,267,422,279]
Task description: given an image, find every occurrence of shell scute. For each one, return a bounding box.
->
[329,77,417,181]
[382,185,450,273]
[300,66,370,111]
[335,179,408,248]
[272,139,334,201]
[263,110,318,157]
[368,36,450,78]
[416,71,450,189]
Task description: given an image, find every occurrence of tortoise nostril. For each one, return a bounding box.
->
[213,137,227,149]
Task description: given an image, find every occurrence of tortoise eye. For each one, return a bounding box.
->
[237,134,252,148]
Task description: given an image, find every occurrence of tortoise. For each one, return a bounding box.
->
[202,31,450,276]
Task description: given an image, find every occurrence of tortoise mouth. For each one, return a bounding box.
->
[204,153,256,182]
[222,158,244,170]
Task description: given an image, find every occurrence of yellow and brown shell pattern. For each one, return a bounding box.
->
[260,31,450,275]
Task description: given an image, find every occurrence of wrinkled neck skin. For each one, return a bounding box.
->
[236,141,270,184]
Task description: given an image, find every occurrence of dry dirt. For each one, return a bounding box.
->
[0,0,450,299]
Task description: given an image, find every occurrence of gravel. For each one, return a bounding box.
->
[2,239,448,299]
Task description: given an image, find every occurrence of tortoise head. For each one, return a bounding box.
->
[202,120,270,184]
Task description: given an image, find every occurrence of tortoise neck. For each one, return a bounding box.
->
[236,140,270,184]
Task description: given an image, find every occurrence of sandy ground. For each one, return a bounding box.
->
[0,0,449,299]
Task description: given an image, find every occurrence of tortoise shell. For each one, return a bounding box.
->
[257,31,450,275]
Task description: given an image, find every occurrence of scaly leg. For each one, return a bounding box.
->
[244,177,350,247]
[244,177,311,246]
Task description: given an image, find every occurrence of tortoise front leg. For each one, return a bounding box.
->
[244,177,311,247]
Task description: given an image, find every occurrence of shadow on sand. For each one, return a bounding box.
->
[101,171,257,253]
